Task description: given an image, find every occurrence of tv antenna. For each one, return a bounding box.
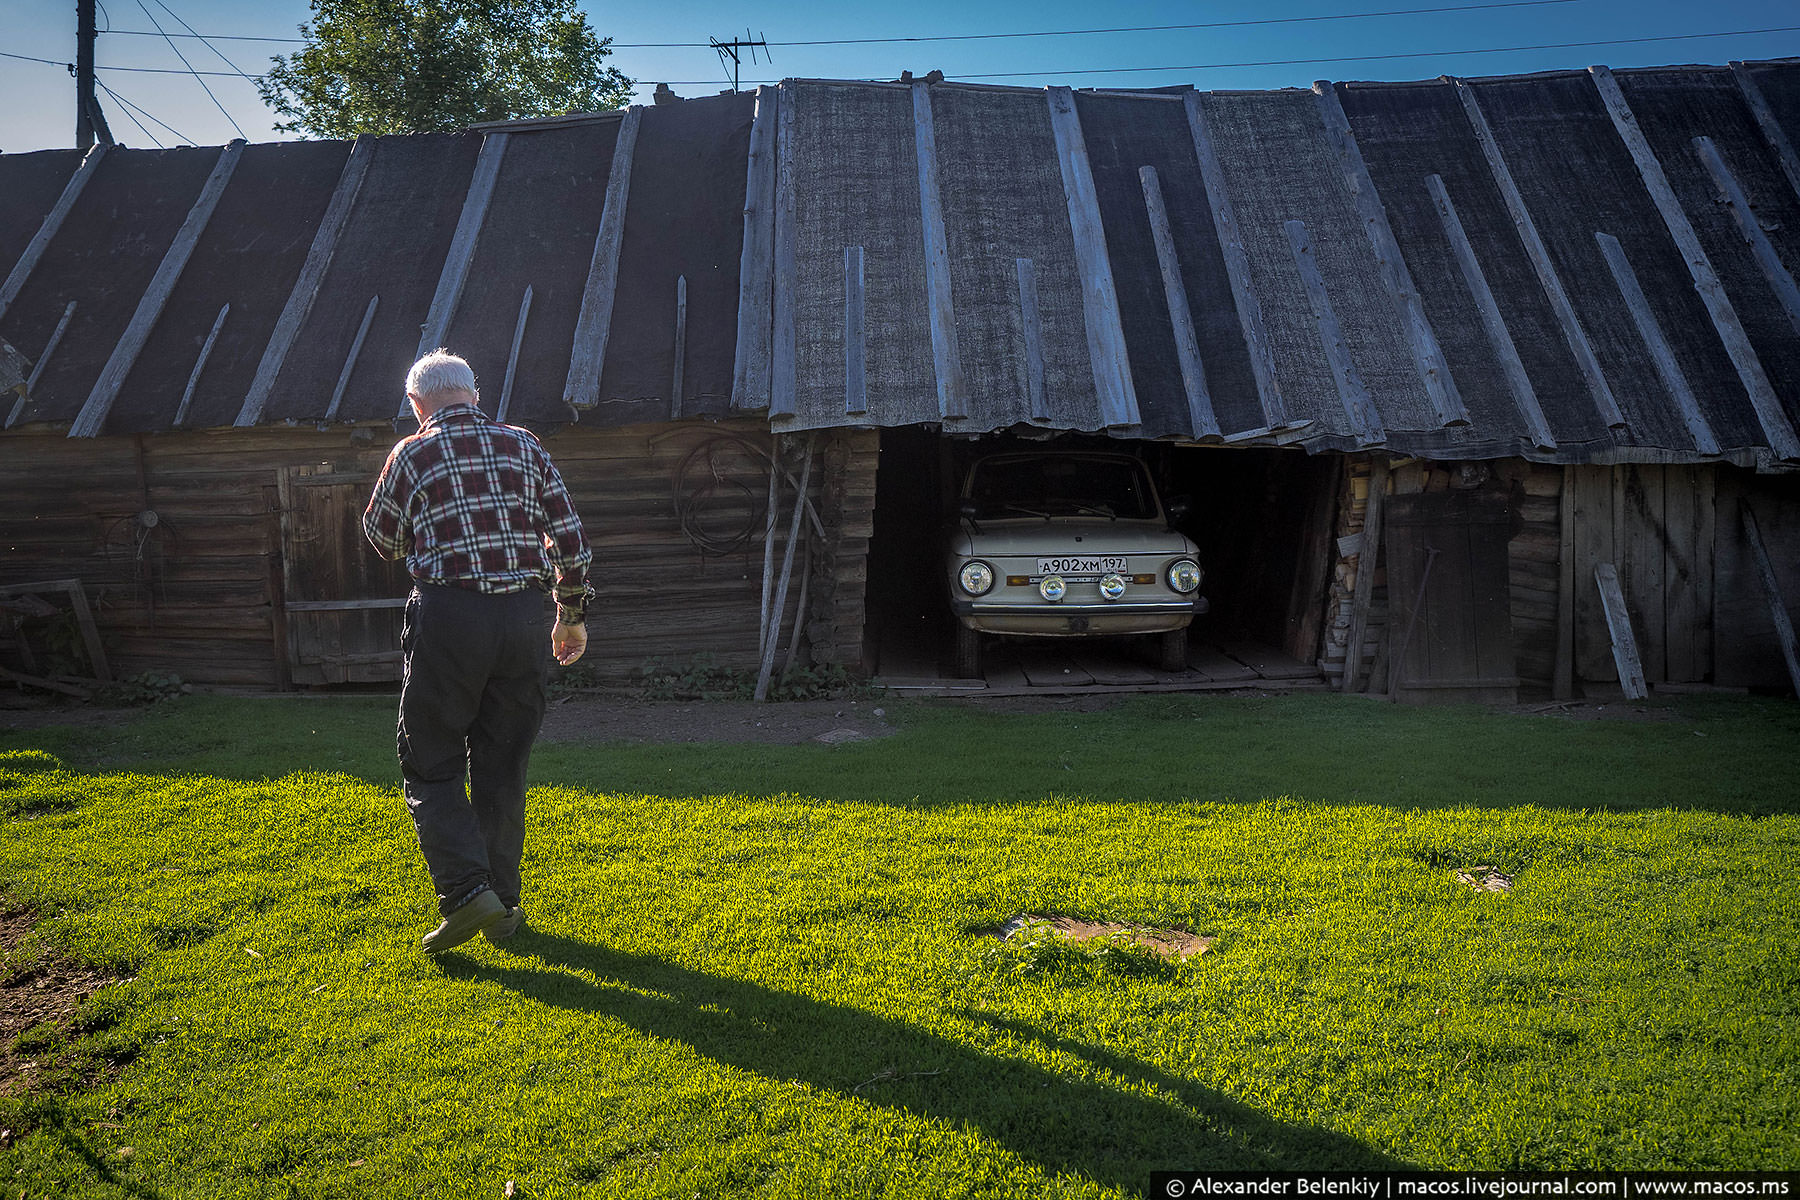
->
[710,30,770,93]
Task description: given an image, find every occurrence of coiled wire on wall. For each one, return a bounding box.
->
[667,432,825,558]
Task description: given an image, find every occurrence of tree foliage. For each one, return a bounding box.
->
[257,0,634,138]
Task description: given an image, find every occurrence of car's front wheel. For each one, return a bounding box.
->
[1157,626,1188,673]
[954,623,983,679]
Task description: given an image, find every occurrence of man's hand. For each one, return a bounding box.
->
[552,620,587,666]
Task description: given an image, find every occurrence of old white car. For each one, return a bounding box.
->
[946,450,1207,677]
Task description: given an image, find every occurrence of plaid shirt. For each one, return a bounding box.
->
[363,405,591,619]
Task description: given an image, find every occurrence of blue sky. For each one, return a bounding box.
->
[2,0,1797,153]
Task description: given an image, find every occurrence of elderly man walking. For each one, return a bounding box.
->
[363,350,592,954]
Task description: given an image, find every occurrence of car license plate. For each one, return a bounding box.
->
[1037,556,1126,575]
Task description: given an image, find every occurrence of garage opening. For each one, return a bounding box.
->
[864,429,1340,690]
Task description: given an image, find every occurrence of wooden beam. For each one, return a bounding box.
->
[1555,464,1576,700]
[1342,457,1389,693]
[564,110,641,414]
[1048,86,1139,430]
[1139,165,1220,439]
[1315,83,1467,427]
[1183,91,1290,429]
[1593,231,1721,456]
[1593,561,1648,700]
[912,82,970,421]
[731,86,778,412]
[172,302,229,429]
[235,135,373,426]
[323,295,378,422]
[1016,257,1048,423]
[1285,218,1385,445]
[670,276,687,420]
[1741,501,1800,697]
[6,300,75,429]
[1590,66,1800,460]
[1455,80,1626,430]
[1426,173,1557,450]
[70,140,243,438]
[407,131,509,413]
[844,247,867,416]
[497,285,533,424]
[0,142,107,324]
[282,599,408,612]
[1730,62,1800,204]
[0,665,91,700]
[1692,135,1800,340]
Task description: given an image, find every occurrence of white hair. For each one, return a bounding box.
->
[406,350,478,402]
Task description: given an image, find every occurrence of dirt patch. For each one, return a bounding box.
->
[989,914,1213,960]
[0,903,116,1100]
[537,691,898,746]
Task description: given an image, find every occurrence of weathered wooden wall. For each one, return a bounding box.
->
[0,419,878,690]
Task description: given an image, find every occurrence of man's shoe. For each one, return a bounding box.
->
[421,890,507,954]
[484,906,524,943]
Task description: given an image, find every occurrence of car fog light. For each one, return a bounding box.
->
[1098,573,1126,601]
[958,560,995,596]
[1167,559,1203,593]
[1039,575,1067,602]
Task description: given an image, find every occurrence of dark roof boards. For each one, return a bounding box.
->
[3,62,1800,466]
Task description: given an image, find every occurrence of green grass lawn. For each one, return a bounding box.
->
[2,692,1798,1196]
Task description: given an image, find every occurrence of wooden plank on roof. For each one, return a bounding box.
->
[497,285,533,424]
[6,300,75,429]
[770,91,798,420]
[669,276,687,420]
[1315,83,1468,428]
[731,86,778,412]
[70,140,244,439]
[564,110,641,414]
[1047,85,1139,430]
[1285,218,1385,445]
[0,143,108,324]
[324,294,378,422]
[1455,81,1627,431]
[1593,231,1721,456]
[1692,135,1800,341]
[1730,62,1800,204]
[912,82,970,421]
[1138,166,1220,439]
[235,136,373,427]
[1593,561,1648,700]
[844,247,867,416]
[1426,173,1557,450]
[1590,66,1800,461]
[408,131,509,413]
[1015,258,1048,423]
[172,303,229,429]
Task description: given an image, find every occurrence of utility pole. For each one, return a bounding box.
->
[710,31,769,93]
[76,0,114,150]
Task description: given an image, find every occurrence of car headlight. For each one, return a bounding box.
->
[958,560,995,596]
[1039,575,1067,602]
[1098,572,1126,601]
[1166,559,1203,594]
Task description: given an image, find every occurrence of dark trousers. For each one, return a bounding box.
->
[398,583,549,916]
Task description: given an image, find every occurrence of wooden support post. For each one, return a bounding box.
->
[1456,80,1626,430]
[323,295,378,422]
[756,436,816,702]
[1183,91,1290,430]
[670,277,687,420]
[1591,66,1800,460]
[498,285,533,423]
[1426,173,1556,449]
[770,94,798,420]
[1693,136,1800,340]
[1741,502,1800,697]
[843,248,867,416]
[0,142,107,323]
[1139,165,1220,438]
[758,435,780,659]
[71,140,243,438]
[564,111,641,414]
[236,136,373,426]
[1593,232,1721,455]
[1593,562,1648,700]
[1048,85,1139,430]
[1555,464,1576,700]
[411,132,509,390]
[1286,218,1385,445]
[1730,62,1800,203]
[731,85,778,412]
[1016,258,1048,423]
[912,82,970,421]
[7,300,76,429]
[172,303,229,428]
[1342,457,1389,693]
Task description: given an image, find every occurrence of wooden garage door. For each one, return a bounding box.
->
[277,466,410,685]
[1383,489,1518,703]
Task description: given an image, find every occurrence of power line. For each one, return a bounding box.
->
[132,0,246,136]
[149,0,263,87]
[95,78,193,145]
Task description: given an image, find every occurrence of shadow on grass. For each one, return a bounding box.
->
[446,930,1400,1191]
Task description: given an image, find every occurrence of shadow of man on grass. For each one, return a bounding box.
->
[444,930,1399,1193]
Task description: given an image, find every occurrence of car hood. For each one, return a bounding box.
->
[950,519,1196,558]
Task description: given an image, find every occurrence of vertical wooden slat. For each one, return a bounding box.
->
[236,135,373,426]
[770,95,798,420]
[498,285,533,424]
[1730,62,1800,203]
[731,86,778,412]
[1183,91,1289,429]
[564,111,641,414]
[172,303,229,429]
[1456,80,1626,430]
[1426,173,1557,449]
[1590,66,1800,460]
[1571,464,1616,683]
[1315,83,1467,427]
[1555,463,1576,698]
[324,295,378,422]
[1594,562,1649,699]
[1342,457,1389,693]
[1593,231,1721,456]
[1138,165,1220,439]
[1015,257,1048,423]
[411,132,509,388]
[1692,136,1800,340]
[669,277,687,421]
[1047,85,1139,430]
[1622,465,1668,683]
[6,300,75,429]
[71,140,244,439]
[0,142,108,323]
[1285,218,1385,445]
[911,82,969,421]
[1662,463,1713,684]
[843,247,867,416]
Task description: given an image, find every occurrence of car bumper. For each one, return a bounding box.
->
[952,596,1207,637]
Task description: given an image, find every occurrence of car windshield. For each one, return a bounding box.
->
[966,456,1158,521]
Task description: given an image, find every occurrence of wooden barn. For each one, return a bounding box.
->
[3,61,1799,702]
